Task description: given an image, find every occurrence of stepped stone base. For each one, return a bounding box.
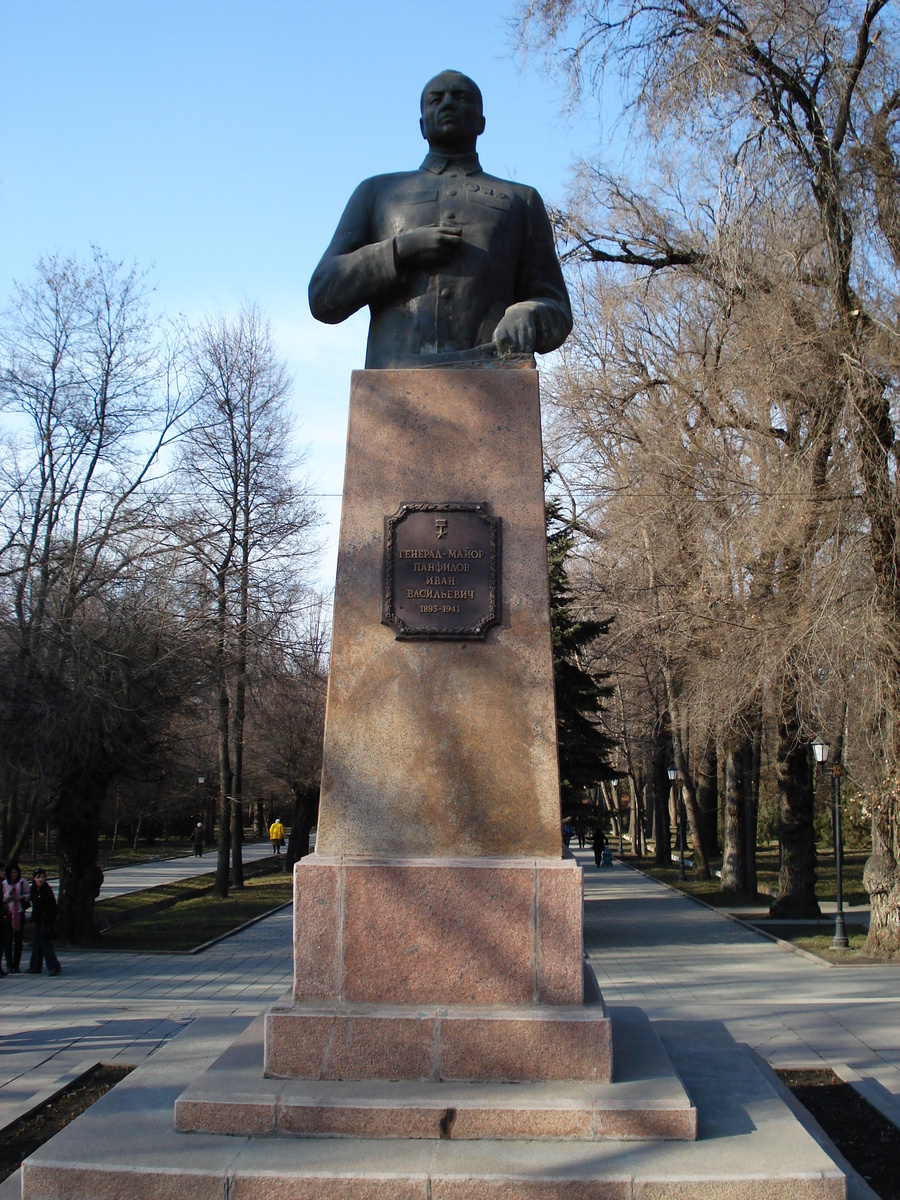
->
[264,985,611,1086]
[176,1006,694,1141]
[274,854,611,1088]
[21,1013,849,1200]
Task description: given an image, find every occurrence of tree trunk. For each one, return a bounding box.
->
[628,776,643,856]
[721,738,746,893]
[743,734,758,899]
[770,683,820,918]
[653,762,671,866]
[697,739,719,860]
[286,786,319,870]
[864,819,900,956]
[3,786,39,868]
[864,757,900,957]
[661,663,710,878]
[55,773,105,944]
[601,782,620,838]
[204,790,215,845]
[854,377,900,951]
[214,564,233,899]
[231,485,251,890]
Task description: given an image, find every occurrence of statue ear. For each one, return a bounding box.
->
[479,116,486,136]
[420,116,427,141]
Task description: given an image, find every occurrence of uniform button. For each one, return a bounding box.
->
[446,213,456,220]
[441,287,452,299]
[447,189,458,197]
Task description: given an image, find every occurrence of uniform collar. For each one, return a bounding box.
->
[420,151,482,176]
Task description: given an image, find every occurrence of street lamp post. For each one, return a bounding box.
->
[667,765,684,880]
[812,737,848,951]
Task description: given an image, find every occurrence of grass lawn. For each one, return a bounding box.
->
[764,925,874,963]
[93,856,292,952]
[626,849,896,964]
[630,848,869,907]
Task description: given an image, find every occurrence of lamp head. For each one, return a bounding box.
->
[812,737,830,764]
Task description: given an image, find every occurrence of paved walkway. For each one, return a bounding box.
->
[1,848,897,1194]
[580,852,900,1130]
[90,837,282,899]
[0,846,295,1141]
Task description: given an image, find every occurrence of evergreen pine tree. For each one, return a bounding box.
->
[547,498,617,813]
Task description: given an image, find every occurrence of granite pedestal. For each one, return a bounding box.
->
[256,369,611,1109]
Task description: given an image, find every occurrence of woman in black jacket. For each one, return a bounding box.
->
[28,869,61,976]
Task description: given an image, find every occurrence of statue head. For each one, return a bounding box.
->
[419,70,485,156]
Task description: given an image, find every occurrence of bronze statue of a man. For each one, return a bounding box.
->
[309,71,572,368]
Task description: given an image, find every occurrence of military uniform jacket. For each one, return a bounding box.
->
[308,152,572,368]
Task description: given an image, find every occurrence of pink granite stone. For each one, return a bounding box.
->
[174,1097,277,1136]
[632,1185,845,1200]
[22,1164,224,1200]
[232,1176,427,1200]
[592,1107,698,1141]
[292,861,340,1000]
[315,370,562,859]
[535,863,584,1005]
[439,1014,611,1083]
[274,1100,594,1141]
[430,1180,630,1200]
[278,1102,440,1139]
[340,862,534,1005]
[446,1105,593,1141]
[266,1010,436,1081]
[265,1013,337,1078]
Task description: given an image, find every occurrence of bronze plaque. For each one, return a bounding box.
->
[383,503,500,640]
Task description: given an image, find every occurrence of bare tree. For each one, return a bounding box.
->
[0,251,193,940]
[252,599,330,869]
[518,0,900,943]
[178,304,320,897]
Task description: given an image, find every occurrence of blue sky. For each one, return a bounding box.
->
[1,1,609,591]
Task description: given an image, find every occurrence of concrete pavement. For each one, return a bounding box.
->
[1,848,295,1135]
[581,852,900,1130]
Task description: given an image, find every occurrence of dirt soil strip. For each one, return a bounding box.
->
[777,1068,900,1200]
[0,1064,132,1185]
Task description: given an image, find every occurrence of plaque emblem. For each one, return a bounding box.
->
[383,502,500,640]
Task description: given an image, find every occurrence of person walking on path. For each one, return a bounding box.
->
[192,822,205,857]
[28,868,61,976]
[3,863,29,972]
[593,827,607,868]
[268,817,285,855]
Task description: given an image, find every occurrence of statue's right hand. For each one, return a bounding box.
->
[394,226,462,268]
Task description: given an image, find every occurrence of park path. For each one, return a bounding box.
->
[91,836,282,898]
[0,839,296,1148]
[1,848,897,1195]
[580,852,900,1131]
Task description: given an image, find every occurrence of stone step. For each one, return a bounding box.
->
[175,1005,695,1141]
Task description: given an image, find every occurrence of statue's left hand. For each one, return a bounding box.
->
[492,304,537,355]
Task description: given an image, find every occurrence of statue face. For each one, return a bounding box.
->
[419,72,485,154]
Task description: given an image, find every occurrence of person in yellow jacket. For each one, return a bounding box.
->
[268,818,285,855]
